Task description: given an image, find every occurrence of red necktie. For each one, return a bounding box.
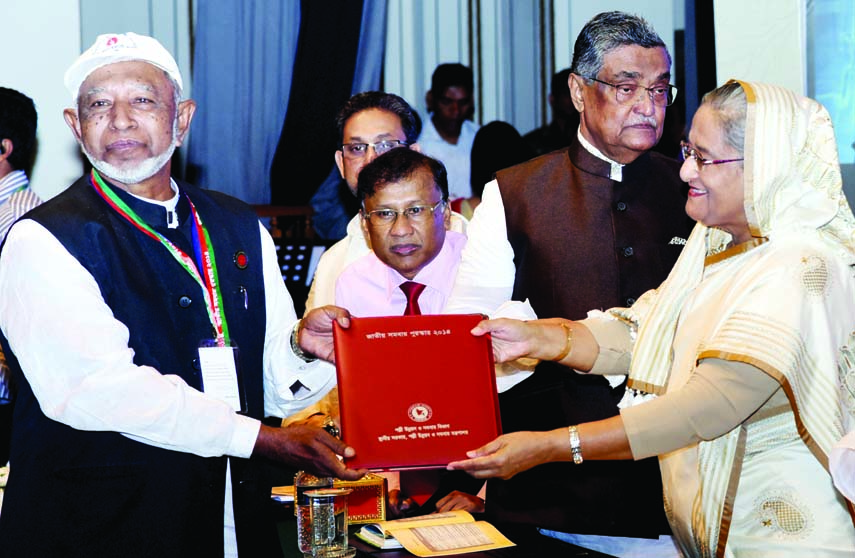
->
[400,281,426,316]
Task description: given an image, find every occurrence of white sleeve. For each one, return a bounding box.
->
[260,223,336,417]
[0,219,260,458]
[444,180,517,315]
[304,242,342,313]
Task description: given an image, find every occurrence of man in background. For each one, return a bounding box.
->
[296,92,467,416]
[418,63,480,206]
[446,11,693,557]
[0,87,42,240]
[523,68,579,156]
[0,86,43,466]
[307,92,424,312]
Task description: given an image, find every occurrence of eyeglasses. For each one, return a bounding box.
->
[680,141,744,171]
[362,200,446,226]
[585,77,678,107]
[340,140,410,159]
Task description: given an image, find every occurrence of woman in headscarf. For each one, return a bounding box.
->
[449,80,855,557]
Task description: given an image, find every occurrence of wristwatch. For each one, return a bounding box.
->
[290,319,317,363]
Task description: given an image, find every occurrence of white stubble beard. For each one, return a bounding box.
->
[82,118,179,186]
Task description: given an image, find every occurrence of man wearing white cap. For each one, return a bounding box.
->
[0,32,364,557]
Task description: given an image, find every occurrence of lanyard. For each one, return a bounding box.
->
[89,169,230,345]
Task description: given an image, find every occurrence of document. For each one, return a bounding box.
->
[333,314,502,470]
[355,510,515,557]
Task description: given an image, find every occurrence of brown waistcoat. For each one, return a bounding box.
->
[487,137,694,537]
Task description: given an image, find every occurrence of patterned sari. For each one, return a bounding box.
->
[612,81,855,557]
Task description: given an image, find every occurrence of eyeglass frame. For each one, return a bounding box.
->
[584,76,678,107]
[680,141,744,171]
[361,199,447,227]
[339,139,411,159]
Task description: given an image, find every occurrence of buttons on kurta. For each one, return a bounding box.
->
[626,297,636,306]
[178,295,192,308]
[622,246,634,257]
[616,201,627,211]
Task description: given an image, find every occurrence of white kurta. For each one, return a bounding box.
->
[658,233,855,557]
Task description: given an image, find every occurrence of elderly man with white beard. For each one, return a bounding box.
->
[0,32,364,558]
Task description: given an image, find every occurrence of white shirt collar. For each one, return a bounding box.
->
[126,178,180,208]
[126,179,181,228]
[577,128,624,182]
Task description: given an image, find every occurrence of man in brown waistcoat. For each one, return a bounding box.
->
[445,11,693,558]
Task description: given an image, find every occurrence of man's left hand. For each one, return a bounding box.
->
[253,423,365,481]
[434,490,485,513]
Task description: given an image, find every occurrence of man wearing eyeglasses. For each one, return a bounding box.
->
[320,149,466,520]
[336,148,460,318]
[336,147,536,518]
[304,148,474,519]
[306,92,467,314]
[446,11,693,558]
[292,148,536,518]
[291,93,469,418]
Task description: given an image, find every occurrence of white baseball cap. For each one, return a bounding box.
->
[64,32,183,103]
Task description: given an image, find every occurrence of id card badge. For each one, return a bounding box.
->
[198,340,247,413]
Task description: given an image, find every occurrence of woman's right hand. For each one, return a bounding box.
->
[470,318,543,363]
[473,317,597,371]
[446,430,567,479]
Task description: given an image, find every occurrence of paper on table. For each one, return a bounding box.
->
[358,510,514,557]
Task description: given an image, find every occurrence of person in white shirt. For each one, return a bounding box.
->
[0,87,43,241]
[0,32,364,557]
[0,86,43,467]
[418,63,480,203]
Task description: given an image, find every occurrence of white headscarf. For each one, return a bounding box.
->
[616,80,855,397]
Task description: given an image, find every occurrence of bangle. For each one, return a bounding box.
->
[551,322,574,361]
[568,425,583,465]
[290,319,317,363]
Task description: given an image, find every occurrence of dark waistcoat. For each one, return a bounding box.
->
[0,176,274,557]
[487,137,694,537]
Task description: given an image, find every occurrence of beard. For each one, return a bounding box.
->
[82,120,179,186]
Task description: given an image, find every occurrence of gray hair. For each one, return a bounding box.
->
[700,81,747,156]
[166,72,183,106]
[570,11,670,79]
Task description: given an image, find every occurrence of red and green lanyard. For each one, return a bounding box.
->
[89,169,231,346]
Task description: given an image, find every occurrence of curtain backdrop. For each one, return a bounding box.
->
[268,0,365,206]
[309,0,389,240]
[187,0,300,203]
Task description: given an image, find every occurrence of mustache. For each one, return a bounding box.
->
[626,117,658,128]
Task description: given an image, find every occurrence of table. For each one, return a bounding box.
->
[349,522,616,558]
[274,502,616,557]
